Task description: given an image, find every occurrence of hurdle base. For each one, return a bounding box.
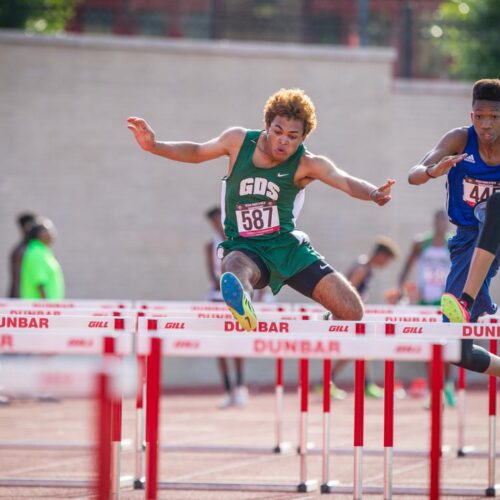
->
[308,444,450,457]
[297,479,319,493]
[161,444,288,454]
[0,438,133,451]
[296,441,316,454]
[158,480,318,492]
[486,485,499,497]
[133,477,145,490]
[457,445,476,457]
[272,441,292,454]
[0,478,92,488]
[322,484,497,496]
[458,448,500,459]
[321,480,340,493]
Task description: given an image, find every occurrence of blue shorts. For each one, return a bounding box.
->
[445,225,500,321]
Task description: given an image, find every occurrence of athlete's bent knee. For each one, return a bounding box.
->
[453,340,490,373]
[342,298,364,321]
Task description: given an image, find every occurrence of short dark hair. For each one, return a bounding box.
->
[17,212,37,229]
[205,206,221,219]
[27,218,54,240]
[373,236,400,259]
[472,79,500,104]
[28,223,46,240]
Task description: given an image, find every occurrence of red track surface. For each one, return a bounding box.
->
[0,388,495,499]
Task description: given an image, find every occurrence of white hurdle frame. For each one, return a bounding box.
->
[0,314,136,497]
[132,311,317,489]
[0,329,133,494]
[136,319,461,499]
[385,320,499,497]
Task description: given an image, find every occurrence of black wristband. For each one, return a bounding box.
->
[425,164,438,179]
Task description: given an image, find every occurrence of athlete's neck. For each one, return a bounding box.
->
[478,139,500,165]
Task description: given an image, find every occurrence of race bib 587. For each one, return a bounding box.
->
[236,201,280,237]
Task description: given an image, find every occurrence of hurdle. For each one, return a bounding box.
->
[0,329,134,492]
[0,314,136,496]
[134,299,309,453]
[383,319,500,496]
[335,306,500,466]
[0,357,119,498]
[132,311,318,488]
[0,298,133,310]
[134,299,293,313]
[137,317,461,498]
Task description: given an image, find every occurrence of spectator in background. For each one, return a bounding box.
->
[395,211,456,407]
[398,209,452,306]
[8,212,37,298]
[324,237,400,399]
[205,206,248,408]
[20,219,64,299]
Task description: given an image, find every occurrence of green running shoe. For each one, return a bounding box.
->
[314,382,347,400]
[365,382,384,399]
[220,272,257,332]
[441,293,470,323]
[444,381,457,407]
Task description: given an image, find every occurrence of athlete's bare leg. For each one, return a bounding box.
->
[312,272,364,321]
[462,248,496,299]
[221,251,261,295]
[485,356,500,376]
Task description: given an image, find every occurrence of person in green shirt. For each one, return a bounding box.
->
[127,88,394,331]
[20,219,65,299]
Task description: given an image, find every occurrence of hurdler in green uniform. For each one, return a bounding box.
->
[128,88,395,331]
[220,130,323,295]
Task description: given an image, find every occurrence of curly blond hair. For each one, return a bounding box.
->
[263,88,317,138]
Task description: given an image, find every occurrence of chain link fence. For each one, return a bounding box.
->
[3,0,497,79]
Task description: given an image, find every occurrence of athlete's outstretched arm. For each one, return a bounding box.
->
[127,117,244,164]
[408,128,468,185]
[303,154,395,206]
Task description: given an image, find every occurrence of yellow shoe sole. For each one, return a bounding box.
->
[220,272,257,332]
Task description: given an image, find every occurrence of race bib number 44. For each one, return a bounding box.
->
[236,201,280,237]
[463,177,500,207]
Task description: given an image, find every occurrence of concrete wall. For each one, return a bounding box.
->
[1,31,497,386]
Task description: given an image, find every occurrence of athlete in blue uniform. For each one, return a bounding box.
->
[408,79,500,377]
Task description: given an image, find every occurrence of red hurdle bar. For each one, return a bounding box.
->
[384,323,396,499]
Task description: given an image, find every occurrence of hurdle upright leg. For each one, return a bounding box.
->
[273,358,290,453]
[322,358,331,488]
[430,344,443,500]
[456,368,471,456]
[96,371,113,500]
[354,358,365,500]
[145,337,162,500]
[486,339,498,496]
[134,354,147,489]
[297,358,317,492]
[384,359,394,500]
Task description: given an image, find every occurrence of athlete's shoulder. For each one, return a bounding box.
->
[299,150,328,168]
[219,127,248,153]
[220,126,247,141]
[440,126,469,152]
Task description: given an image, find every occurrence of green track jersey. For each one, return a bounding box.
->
[222,130,305,241]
